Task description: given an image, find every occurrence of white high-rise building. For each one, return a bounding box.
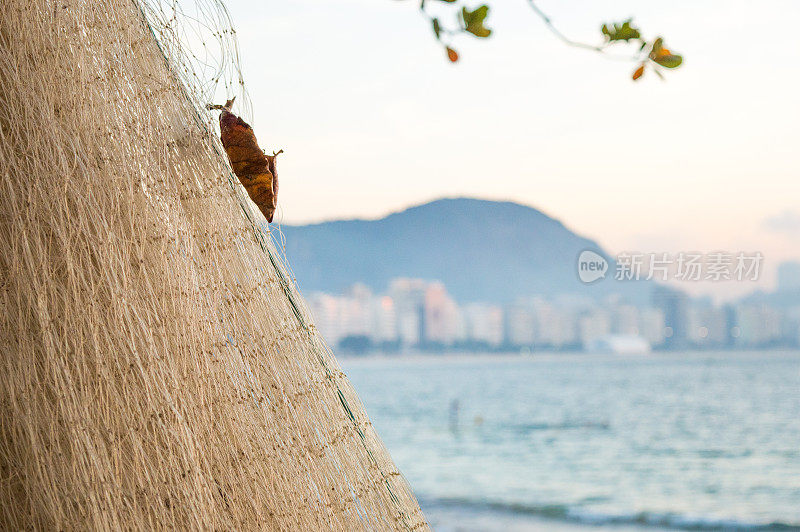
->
[504,300,536,347]
[612,304,640,336]
[530,298,577,347]
[370,295,398,343]
[687,305,727,345]
[735,304,781,346]
[424,282,463,345]
[463,303,504,347]
[578,309,611,347]
[389,278,427,346]
[639,307,665,347]
[308,292,344,345]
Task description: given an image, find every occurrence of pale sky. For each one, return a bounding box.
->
[222,0,800,300]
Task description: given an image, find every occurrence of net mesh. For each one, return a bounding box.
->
[0,0,426,529]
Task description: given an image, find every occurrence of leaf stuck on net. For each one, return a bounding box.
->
[209,99,280,223]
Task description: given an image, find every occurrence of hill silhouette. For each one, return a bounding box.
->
[277,198,646,303]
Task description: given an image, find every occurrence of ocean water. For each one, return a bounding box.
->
[341,352,800,531]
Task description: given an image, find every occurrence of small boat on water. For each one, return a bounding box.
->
[585,334,651,355]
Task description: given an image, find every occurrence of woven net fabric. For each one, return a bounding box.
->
[0,0,426,529]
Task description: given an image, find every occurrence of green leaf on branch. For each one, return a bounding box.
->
[650,37,663,55]
[461,5,492,38]
[432,18,441,39]
[649,37,682,68]
[601,19,641,42]
[654,54,682,68]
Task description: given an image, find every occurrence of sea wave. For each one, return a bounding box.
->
[420,497,800,531]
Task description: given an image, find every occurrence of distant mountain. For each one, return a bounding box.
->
[275,197,648,303]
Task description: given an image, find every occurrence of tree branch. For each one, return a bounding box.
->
[411,0,683,80]
[526,0,605,52]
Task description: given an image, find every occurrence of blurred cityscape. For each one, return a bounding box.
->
[308,262,800,355]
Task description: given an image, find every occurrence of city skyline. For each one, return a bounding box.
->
[308,271,800,354]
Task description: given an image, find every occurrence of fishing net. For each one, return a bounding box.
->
[0,0,426,529]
